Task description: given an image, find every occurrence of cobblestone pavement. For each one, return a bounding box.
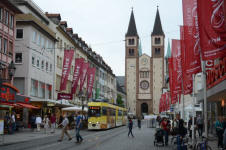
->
[0,121,219,150]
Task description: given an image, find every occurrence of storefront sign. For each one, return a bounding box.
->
[0,120,3,135]
[206,57,226,89]
[57,93,72,100]
[0,83,30,103]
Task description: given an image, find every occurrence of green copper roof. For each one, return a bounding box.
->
[165,39,171,58]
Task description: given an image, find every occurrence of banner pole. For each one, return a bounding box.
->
[192,74,195,146]
[202,60,208,138]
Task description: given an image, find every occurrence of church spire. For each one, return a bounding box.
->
[126,9,138,37]
[151,7,164,36]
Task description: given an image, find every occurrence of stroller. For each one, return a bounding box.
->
[154,128,165,146]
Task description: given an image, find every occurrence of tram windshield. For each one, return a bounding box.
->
[88,106,101,117]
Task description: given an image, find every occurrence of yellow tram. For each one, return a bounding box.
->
[88,102,127,130]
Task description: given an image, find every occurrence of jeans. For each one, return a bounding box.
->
[197,124,203,137]
[128,128,134,137]
[76,127,83,142]
[163,130,168,145]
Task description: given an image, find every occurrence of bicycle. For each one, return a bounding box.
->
[193,137,212,150]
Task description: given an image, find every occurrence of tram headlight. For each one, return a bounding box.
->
[89,122,92,124]
[97,122,99,124]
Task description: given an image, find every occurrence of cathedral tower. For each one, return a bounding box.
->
[151,7,165,114]
[125,10,139,115]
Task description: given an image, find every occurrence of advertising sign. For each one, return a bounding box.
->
[57,93,73,100]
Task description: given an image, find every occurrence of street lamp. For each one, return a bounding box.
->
[8,61,16,80]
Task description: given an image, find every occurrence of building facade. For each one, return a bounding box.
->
[125,8,165,116]
[0,0,21,83]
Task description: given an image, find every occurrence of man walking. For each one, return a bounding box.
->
[35,114,42,132]
[75,112,83,143]
[137,117,141,129]
[50,113,56,133]
[128,118,134,137]
[58,115,72,142]
[196,115,203,137]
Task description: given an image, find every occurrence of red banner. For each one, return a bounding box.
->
[86,67,96,98]
[166,92,170,111]
[197,0,226,60]
[60,50,74,91]
[71,58,84,94]
[79,62,89,92]
[180,26,193,95]
[171,39,182,94]
[168,58,178,104]
[182,0,202,74]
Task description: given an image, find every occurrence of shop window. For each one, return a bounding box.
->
[15,53,22,64]
[4,10,9,26]
[3,38,7,54]
[46,40,49,49]
[9,15,14,29]
[0,8,2,22]
[16,29,23,39]
[30,79,38,97]
[38,82,45,98]
[46,85,52,99]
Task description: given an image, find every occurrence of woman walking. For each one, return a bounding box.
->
[128,118,134,137]
[43,115,49,134]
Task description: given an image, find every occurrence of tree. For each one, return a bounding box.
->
[116,94,124,107]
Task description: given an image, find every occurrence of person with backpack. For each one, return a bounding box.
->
[58,114,72,142]
[128,118,134,137]
[75,112,83,143]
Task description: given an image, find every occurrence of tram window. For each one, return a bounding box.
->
[88,106,101,117]
[102,107,107,115]
[118,111,122,116]
[113,110,116,116]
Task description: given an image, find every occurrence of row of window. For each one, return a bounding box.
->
[31,55,53,73]
[30,79,52,99]
[0,7,14,29]
[0,36,13,56]
[140,71,149,78]
[32,30,54,49]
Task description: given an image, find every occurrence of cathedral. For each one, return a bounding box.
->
[125,8,165,116]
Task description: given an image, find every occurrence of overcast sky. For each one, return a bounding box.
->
[35,0,183,76]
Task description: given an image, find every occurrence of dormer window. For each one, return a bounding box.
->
[155,37,161,44]
[128,38,135,46]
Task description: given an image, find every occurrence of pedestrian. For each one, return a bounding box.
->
[58,115,63,128]
[176,114,186,138]
[30,114,36,132]
[35,114,42,132]
[58,114,72,142]
[196,115,203,137]
[223,127,226,149]
[128,118,134,137]
[161,117,169,146]
[215,116,224,148]
[50,113,56,133]
[43,115,49,134]
[4,112,10,134]
[137,117,141,129]
[11,112,16,133]
[188,116,192,138]
[75,112,83,143]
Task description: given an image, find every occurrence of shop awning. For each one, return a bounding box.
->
[62,106,88,112]
[16,103,40,109]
